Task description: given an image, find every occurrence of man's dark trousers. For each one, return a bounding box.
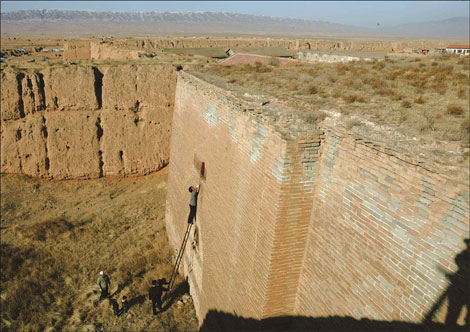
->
[188,205,197,224]
[100,288,109,301]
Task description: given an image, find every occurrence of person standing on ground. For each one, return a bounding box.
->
[149,278,169,315]
[97,271,111,301]
[188,184,200,224]
[121,296,129,314]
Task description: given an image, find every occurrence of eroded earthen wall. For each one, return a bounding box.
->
[63,40,92,60]
[1,64,177,179]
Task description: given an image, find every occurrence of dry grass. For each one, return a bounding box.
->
[447,104,464,115]
[197,54,470,143]
[401,100,412,108]
[1,170,198,332]
[414,96,426,104]
[343,94,365,103]
[345,118,362,129]
[306,84,319,95]
[303,110,327,124]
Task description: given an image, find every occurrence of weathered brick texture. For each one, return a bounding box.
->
[166,73,321,322]
[294,127,469,323]
[167,72,469,326]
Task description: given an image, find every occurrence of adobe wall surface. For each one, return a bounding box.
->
[1,64,177,179]
[122,37,454,54]
[166,72,469,326]
[64,40,140,60]
[64,37,463,61]
[220,53,299,66]
[63,39,92,60]
[166,72,322,322]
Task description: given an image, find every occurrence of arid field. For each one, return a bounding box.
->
[0,169,198,332]
[1,31,469,330]
[197,55,470,145]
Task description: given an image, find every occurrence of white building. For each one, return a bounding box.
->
[446,45,470,55]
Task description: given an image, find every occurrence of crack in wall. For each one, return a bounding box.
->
[92,67,103,109]
[98,150,104,177]
[36,73,46,111]
[26,77,35,112]
[41,115,50,174]
[15,129,22,141]
[96,116,104,177]
[16,73,25,118]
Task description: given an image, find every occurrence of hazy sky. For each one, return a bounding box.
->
[1,1,469,28]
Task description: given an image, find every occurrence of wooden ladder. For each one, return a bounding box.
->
[164,222,193,299]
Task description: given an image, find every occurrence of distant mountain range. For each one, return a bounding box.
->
[1,10,468,39]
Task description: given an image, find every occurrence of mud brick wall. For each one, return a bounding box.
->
[166,72,322,322]
[295,127,469,324]
[167,73,469,326]
[1,64,177,179]
[64,40,92,60]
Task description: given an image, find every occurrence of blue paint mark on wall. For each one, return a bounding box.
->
[204,103,218,126]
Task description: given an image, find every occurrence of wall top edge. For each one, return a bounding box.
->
[178,71,324,142]
[180,71,469,182]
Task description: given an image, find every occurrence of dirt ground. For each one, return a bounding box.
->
[0,168,198,332]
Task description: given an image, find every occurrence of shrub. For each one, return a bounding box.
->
[453,72,468,80]
[414,96,425,104]
[252,62,270,73]
[344,79,357,88]
[269,57,280,66]
[306,84,318,94]
[373,61,386,70]
[336,63,349,75]
[375,88,393,97]
[431,83,447,95]
[343,94,365,103]
[304,111,327,124]
[410,79,427,89]
[401,100,412,108]
[447,104,464,115]
[457,88,467,99]
[390,91,403,101]
[332,90,342,98]
[29,218,74,241]
[461,118,470,133]
[457,57,469,65]
[345,118,362,129]
[399,109,409,124]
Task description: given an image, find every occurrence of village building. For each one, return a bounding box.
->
[297,50,388,63]
[446,45,470,55]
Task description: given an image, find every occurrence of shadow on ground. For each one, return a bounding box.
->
[162,279,190,312]
[200,310,467,332]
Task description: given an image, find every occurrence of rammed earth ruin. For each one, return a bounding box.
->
[1,42,469,327]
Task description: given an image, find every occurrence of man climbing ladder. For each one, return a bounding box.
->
[187,184,200,224]
[164,183,201,303]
